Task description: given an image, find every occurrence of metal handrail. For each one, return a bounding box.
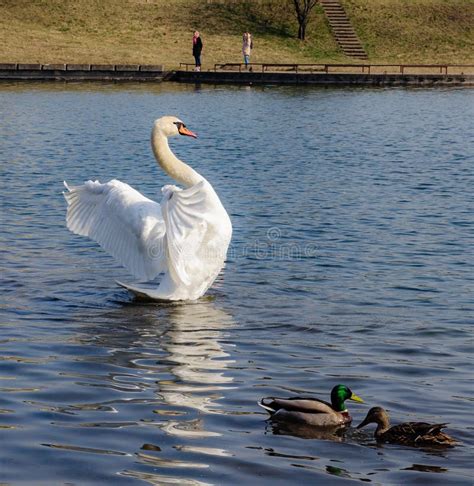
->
[180,63,195,72]
[211,62,474,75]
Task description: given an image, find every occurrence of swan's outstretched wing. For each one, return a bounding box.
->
[64,179,166,281]
[161,180,225,289]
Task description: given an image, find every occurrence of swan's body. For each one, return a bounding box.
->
[64,116,232,301]
[258,385,364,427]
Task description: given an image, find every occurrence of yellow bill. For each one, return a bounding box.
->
[350,393,364,403]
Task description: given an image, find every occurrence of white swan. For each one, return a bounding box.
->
[63,116,232,301]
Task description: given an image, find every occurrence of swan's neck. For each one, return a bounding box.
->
[151,130,203,188]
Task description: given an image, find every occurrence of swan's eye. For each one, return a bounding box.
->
[173,122,184,129]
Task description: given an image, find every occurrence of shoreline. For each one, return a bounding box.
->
[1,63,473,87]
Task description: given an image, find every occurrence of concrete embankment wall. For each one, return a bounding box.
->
[1,64,473,86]
[0,63,166,81]
[173,70,474,87]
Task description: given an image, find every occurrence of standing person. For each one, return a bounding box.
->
[242,31,252,70]
[192,31,203,72]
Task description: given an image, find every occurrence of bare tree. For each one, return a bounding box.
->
[292,0,318,40]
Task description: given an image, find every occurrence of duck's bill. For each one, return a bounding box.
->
[178,125,198,138]
[356,417,370,429]
[349,393,364,403]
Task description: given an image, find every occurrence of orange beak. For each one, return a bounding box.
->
[178,125,197,138]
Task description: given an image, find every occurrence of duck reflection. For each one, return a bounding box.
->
[266,420,345,442]
[403,464,448,473]
[121,469,211,486]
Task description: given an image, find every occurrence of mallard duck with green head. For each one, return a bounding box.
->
[258,384,364,427]
[357,407,458,447]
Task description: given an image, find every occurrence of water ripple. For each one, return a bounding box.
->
[0,83,473,485]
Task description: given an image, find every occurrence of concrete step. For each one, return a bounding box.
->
[328,22,353,27]
[321,0,368,59]
[343,51,367,56]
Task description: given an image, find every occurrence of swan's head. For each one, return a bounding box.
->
[153,116,197,139]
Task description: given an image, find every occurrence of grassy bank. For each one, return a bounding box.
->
[0,0,472,68]
[345,0,473,63]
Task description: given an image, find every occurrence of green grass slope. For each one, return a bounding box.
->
[344,0,474,63]
[0,0,472,67]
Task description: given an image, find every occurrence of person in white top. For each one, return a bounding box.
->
[242,31,252,70]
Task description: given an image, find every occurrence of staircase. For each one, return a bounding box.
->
[319,0,368,59]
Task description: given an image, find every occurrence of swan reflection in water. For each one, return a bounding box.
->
[92,298,236,431]
[152,299,236,438]
[71,298,236,483]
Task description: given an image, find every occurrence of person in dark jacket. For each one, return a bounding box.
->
[192,31,203,71]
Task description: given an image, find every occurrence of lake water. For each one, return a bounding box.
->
[0,82,473,485]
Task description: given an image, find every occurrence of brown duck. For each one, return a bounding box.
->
[357,407,458,447]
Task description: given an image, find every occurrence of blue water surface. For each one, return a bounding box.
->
[0,82,473,485]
